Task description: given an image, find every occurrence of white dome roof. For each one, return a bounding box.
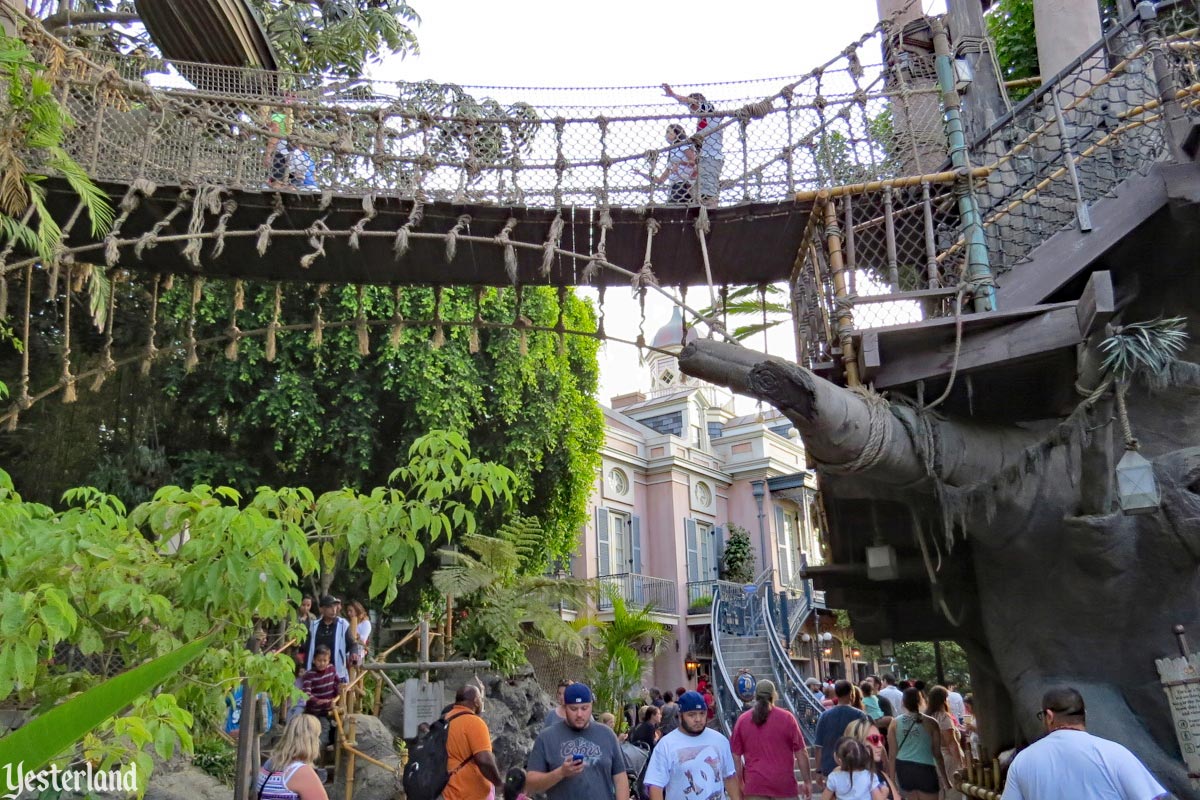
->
[651,307,700,350]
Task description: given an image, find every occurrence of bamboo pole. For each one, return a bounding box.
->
[794,167,991,202]
[340,744,396,772]
[823,200,860,387]
[344,714,358,800]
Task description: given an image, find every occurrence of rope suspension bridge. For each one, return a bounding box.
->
[2,2,1199,427]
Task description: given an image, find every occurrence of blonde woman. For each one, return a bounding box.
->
[845,718,899,799]
[255,714,329,800]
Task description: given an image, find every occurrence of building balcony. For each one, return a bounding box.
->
[597,573,677,615]
[685,579,746,616]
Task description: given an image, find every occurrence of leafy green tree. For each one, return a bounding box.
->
[585,590,667,729]
[31,0,419,80]
[889,640,971,690]
[432,516,587,675]
[987,0,1039,100]
[2,281,603,602]
[0,429,512,780]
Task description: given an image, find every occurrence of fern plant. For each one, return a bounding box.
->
[431,516,587,675]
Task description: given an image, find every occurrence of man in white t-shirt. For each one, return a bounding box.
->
[643,691,742,800]
[1001,687,1168,800]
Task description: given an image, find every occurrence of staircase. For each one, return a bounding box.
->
[717,635,775,683]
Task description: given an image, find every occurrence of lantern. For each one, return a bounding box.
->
[1116,448,1160,515]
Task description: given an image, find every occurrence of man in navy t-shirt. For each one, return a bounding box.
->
[812,679,869,776]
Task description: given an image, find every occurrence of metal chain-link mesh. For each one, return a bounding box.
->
[28,21,942,208]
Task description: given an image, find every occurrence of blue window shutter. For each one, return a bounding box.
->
[685,518,699,583]
[631,516,642,574]
[597,508,610,576]
[713,526,725,579]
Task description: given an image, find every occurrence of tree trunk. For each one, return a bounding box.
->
[678,339,1037,487]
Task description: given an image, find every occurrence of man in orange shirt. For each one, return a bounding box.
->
[444,684,504,800]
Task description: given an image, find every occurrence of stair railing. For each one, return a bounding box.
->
[760,587,825,744]
[710,587,746,735]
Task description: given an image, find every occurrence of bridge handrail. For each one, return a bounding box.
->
[710,588,745,736]
[760,585,825,743]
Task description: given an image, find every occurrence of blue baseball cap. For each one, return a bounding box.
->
[678,690,707,712]
[564,683,594,705]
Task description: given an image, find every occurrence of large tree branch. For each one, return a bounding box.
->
[41,11,141,32]
[679,339,1039,487]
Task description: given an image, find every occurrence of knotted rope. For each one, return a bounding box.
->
[135,190,190,259]
[581,206,613,284]
[106,179,157,266]
[822,386,893,474]
[181,185,222,268]
[224,279,244,360]
[348,194,378,251]
[632,217,661,290]
[495,217,519,284]
[265,282,282,362]
[469,286,484,354]
[388,286,406,349]
[141,276,159,375]
[300,218,332,269]
[355,285,370,356]
[394,197,425,260]
[210,199,239,259]
[60,270,76,403]
[91,269,118,391]
[185,276,203,372]
[255,194,285,255]
[431,285,445,349]
[312,284,328,349]
[445,215,471,263]
[541,212,564,278]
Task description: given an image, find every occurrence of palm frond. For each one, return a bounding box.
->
[85,266,111,332]
[1100,317,1189,379]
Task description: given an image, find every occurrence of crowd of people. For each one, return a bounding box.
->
[247,606,1168,800]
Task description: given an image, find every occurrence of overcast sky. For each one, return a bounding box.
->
[370,0,945,407]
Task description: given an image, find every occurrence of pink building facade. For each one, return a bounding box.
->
[571,310,825,690]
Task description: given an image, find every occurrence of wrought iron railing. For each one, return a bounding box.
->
[760,584,825,744]
[709,588,746,736]
[596,573,677,614]
[686,579,742,614]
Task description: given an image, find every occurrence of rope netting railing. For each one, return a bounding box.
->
[22,17,946,209]
[795,4,1200,377]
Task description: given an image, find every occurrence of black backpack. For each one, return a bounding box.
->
[402,709,475,800]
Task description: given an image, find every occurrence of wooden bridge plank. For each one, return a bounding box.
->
[44,179,812,288]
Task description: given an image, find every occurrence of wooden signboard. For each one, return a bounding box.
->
[1156,629,1200,790]
[403,679,445,739]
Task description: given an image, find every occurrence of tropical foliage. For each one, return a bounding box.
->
[433,517,587,675]
[585,590,667,729]
[0,33,111,267]
[0,430,512,781]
